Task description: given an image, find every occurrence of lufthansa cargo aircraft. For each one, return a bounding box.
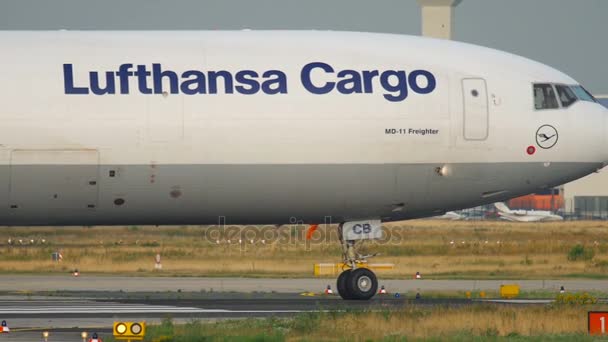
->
[0,31,606,299]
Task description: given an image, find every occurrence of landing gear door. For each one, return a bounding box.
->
[462,78,489,140]
[342,220,383,241]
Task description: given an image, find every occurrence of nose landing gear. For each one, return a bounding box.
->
[335,221,382,300]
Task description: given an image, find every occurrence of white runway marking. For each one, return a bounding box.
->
[0,301,304,314]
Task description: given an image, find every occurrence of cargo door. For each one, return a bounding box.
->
[462,78,489,140]
[9,150,99,210]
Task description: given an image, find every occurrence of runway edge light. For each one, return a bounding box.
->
[113,321,145,340]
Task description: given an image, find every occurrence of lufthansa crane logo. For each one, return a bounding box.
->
[536,124,558,149]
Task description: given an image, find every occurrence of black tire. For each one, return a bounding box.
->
[337,270,353,300]
[346,268,377,300]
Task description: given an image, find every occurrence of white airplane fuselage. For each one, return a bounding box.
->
[0,30,606,226]
[494,202,564,222]
[497,210,564,222]
[500,214,563,222]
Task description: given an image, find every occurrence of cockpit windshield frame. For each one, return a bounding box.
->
[533,83,599,111]
[570,85,597,103]
[533,83,560,110]
[555,84,577,108]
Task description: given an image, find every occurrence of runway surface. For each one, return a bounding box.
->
[2,295,603,342]
[0,296,472,320]
[0,295,465,341]
[0,275,606,341]
[0,296,552,331]
[2,275,607,292]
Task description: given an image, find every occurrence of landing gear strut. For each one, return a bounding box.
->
[336,222,380,300]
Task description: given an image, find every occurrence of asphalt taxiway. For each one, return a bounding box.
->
[0,295,561,337]
[2,275,607,292]
[0,276,606,341]
[0,295,466,341]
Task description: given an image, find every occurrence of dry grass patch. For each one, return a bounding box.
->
[306,305,591,340]
[0,220,607,278]
[134,304,608,341]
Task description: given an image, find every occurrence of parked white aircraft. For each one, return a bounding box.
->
[0,30,606,299]
[494,203,563,222]
[431,211,463,220]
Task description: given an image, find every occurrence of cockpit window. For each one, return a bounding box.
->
[571,85,597,103]
[533,84,559,110]
[555,85,577,107]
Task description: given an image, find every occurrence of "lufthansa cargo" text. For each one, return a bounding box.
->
[63,62,437,103]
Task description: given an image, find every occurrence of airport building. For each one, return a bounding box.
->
[563,169,608,219]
